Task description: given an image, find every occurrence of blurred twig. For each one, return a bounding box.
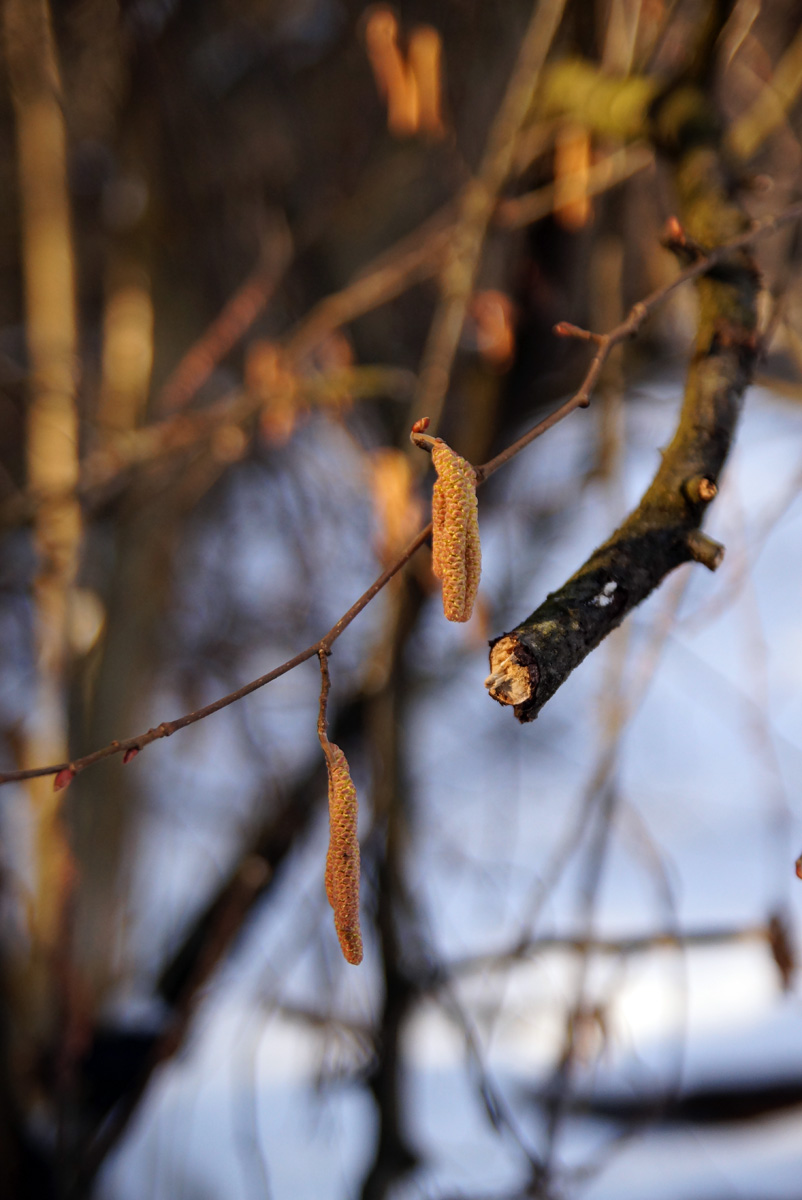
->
[441,918,774,978]
[496,141,654,230]
[411,0,568,438]
[285,207,454,365]
[359,575,425,1200]
[0,146,661,533]
[156,259,288,414]
[727,22,802,160]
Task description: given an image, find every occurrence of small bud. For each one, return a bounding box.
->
[123,747,140,765]
[54,767,76,792]
[411,416,431,434]
[795,855,802,881]
[661,217,707,262]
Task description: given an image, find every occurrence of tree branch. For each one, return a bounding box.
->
[2,200,802,787]
[485,81,768,721]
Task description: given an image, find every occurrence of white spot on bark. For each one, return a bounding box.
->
[591,580,617,607]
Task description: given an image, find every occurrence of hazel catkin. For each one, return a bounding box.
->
[324,742,363,965]
[430,439,481,622]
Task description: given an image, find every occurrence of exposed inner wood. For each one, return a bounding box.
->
[485,635,534,706]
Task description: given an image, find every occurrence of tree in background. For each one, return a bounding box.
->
[1,0,802,1196]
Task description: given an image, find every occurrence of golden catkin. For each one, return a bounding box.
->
[324,743,363,965]
[430,439,481,622]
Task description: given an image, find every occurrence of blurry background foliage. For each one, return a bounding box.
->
[2,0,802,1198]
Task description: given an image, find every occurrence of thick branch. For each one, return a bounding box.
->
[486,85,761,722]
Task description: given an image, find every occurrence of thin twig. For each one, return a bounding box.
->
[476,198,802,482]
[317,648,332,749]
[0,525,431,785]
[3,199,802,788]
[726,22,802,161]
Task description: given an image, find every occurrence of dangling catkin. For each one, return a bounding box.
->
[324,743,363,965]
[430,439,481,622]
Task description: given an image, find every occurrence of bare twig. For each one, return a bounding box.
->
[438,894,774,976]
[726,23,802,161]
[317,648,332,746]
[484,58,782,722]
[3,199,802,788]
[0,524,431,785]
[477,198,802,483]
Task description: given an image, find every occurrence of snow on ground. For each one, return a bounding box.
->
[102,381,802,1199]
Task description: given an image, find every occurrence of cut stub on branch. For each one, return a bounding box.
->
[485,636,539,707]
[324,742,363,965]
[430,439,481,622]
